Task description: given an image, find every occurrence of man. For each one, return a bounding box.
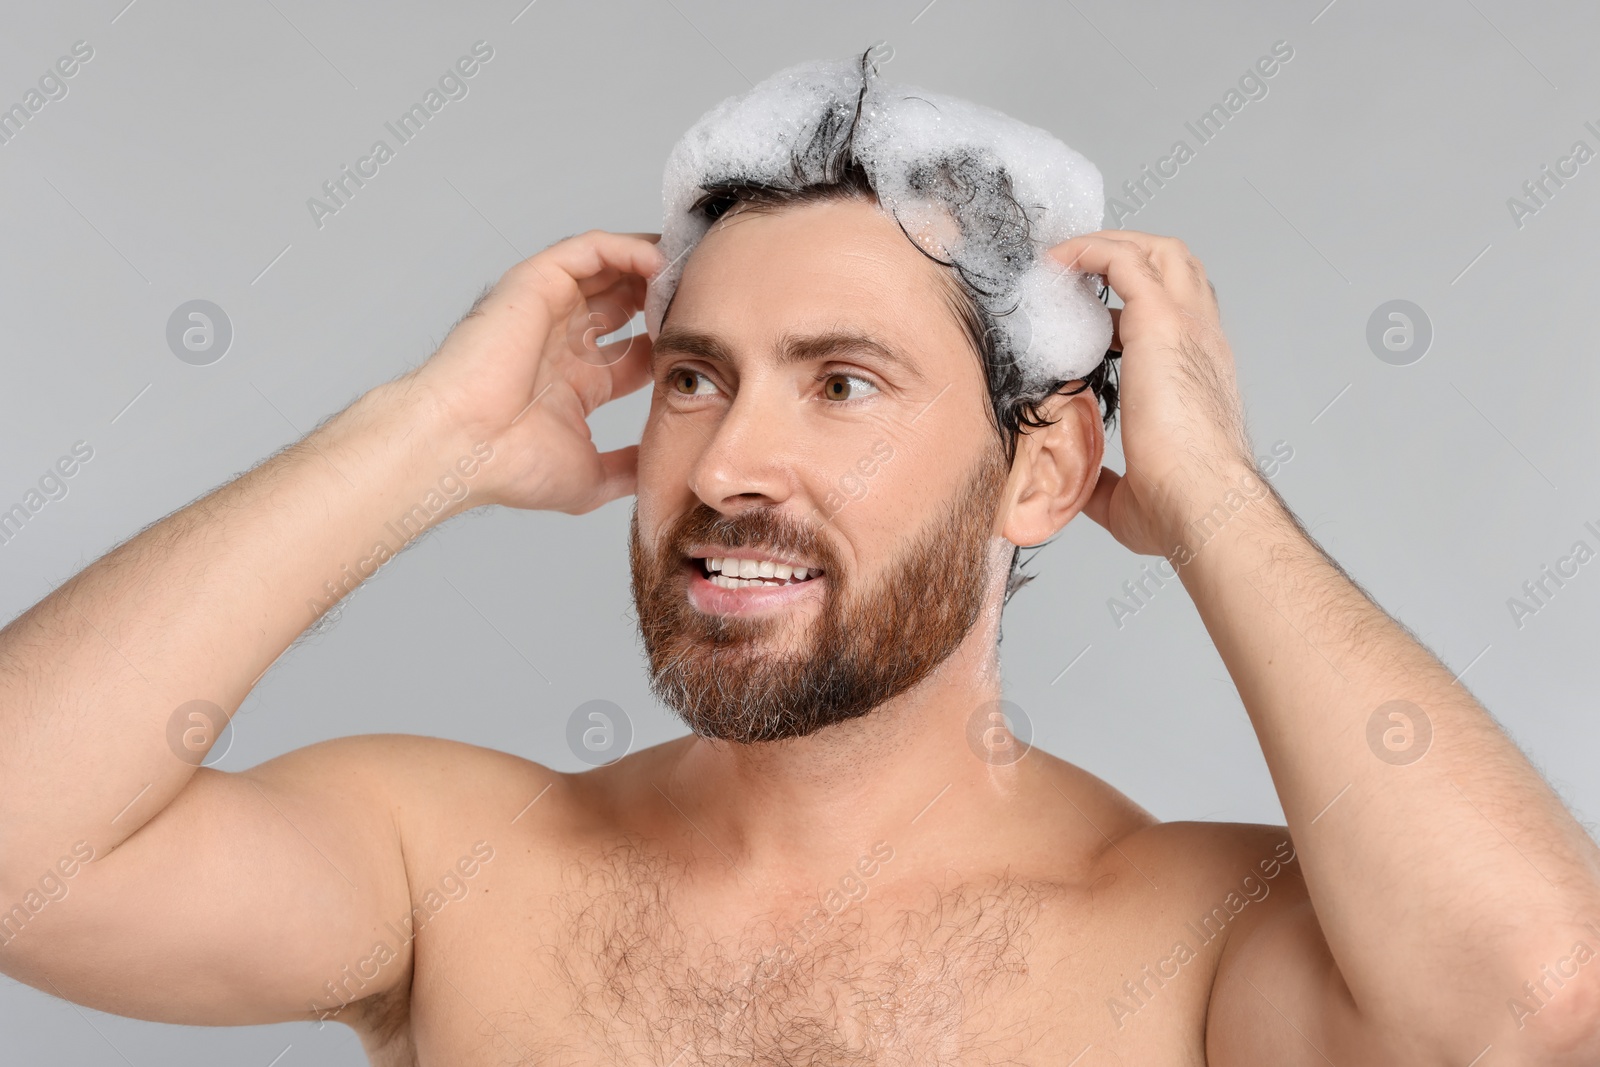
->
[2,64,1599,1067]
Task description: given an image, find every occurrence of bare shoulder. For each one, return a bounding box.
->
[1023,748,1161,844]
[1103,814,1308,941]
[1115,819,1302,892]
[285,732,705,864]
[251,731,554,810]
[263,733,582,1039]
[1109,822,1367,1065]
[264,731,587,839]
[1028,752,1301,905]
[249,731,608,918]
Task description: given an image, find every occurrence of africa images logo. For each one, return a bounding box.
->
[306,41,495,230]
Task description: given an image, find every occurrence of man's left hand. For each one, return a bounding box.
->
[1049,230,1264,559]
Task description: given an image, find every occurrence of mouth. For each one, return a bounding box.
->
[692,553,826,590]
[680,551,828,617]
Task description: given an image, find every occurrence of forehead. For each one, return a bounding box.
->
[661,197,973,365]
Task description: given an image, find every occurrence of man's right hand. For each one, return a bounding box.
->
[0,230,659,1029]
[401,230,666,516]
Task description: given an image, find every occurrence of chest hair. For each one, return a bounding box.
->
[528,837,1069,1067]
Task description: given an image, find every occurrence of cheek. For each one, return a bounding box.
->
[814,498,899,580]
[821,425,995,550]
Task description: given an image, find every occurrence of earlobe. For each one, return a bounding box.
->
[1000,389,1104,549]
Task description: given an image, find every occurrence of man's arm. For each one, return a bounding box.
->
[1190,489,1600,1065]
[0,230,665,1023]
[1056,231,1600,1066]
[0,384,466,1022]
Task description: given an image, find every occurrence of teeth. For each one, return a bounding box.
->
[710,573,788,590]
[699,556,821,581]
[705,570,823,590]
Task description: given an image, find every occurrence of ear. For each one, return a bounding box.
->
[1000,385,1105,549]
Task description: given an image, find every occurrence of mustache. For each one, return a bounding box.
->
[667,503,840,572]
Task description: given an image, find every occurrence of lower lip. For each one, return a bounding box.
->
[683,561,826,617]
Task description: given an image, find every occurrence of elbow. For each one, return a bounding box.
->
[1516,962,1600,1067]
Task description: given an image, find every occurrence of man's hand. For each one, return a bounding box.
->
[1051,233,1600,1063]
[400,229,666,516]
[0,230,663,1028]
[1049,230,1260,558]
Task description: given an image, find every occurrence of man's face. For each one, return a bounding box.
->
[629,197,1014,743]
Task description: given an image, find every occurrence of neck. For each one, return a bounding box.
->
[659,605,1025,879]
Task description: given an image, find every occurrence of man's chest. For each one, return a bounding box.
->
[371,840,1218,1066]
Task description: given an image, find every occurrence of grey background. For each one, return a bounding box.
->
[1,0,1596,1062]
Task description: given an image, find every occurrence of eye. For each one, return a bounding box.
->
[669,368,719,397]
[820,372,879,402]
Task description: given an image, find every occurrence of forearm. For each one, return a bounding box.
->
[0,381,479,887]
[1178,470,1600,1050]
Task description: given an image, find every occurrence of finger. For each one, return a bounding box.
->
[538,230,667,288]
[1047,235,1172,312]
[579,444,640,514]
[1081,465,1120,532]
[577,267,624,298]
[1079,229,1212,311]
[575,263,657,301]
[602,328,655,400]
[1086,228,1174,243]
[574,276,650,366]
[564,275,654,408]
[579,275,646,331]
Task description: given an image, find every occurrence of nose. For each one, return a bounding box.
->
[686,378,799,512]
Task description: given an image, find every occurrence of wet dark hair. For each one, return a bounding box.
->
[669,47,1121,605]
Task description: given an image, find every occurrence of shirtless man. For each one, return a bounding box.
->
[2,194,1599,1062]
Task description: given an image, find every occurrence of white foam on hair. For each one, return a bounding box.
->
[644,55,1113,386]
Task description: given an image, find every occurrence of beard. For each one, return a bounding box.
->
[628,444,1011,744]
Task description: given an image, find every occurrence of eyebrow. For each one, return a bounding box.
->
[651,327,928,385]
